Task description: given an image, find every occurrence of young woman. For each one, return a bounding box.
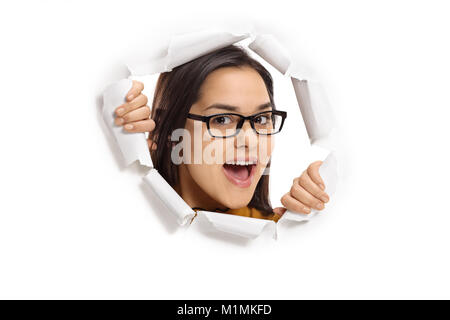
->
[113,45,329,222]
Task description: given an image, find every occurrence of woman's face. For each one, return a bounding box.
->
[179,66,274,210]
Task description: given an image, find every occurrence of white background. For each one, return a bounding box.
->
[1,0,449,299]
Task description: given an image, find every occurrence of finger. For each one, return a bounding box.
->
[115,105,150,125]
[121,106,151,124]
[147,138,157,151]
[115,94,148,116]
[290,183,325,210]
[298,171,329,203]
[273,207,287,216]
[123,119,156,133]
[307,160,325,190]
[281,193,311,214]
[126,80,144,101]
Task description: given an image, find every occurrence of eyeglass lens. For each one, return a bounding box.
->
[208,112,283,137]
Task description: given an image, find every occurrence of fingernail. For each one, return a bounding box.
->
[116,107,125,116]
[316,202,324,210]
[319,184,325,190]
[115,117,124,125]
[124,124,133,130]
[320,195,329,203]
[127,94,134,101]
[304,207,311,214]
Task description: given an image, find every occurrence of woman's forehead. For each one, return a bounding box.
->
[194,66,271,114]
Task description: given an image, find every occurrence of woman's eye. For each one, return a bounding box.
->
[212,116,232,125]
[254,115,268,124]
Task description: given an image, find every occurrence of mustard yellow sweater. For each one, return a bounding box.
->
[193,207,281,222]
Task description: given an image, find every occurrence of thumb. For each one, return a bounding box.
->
[273,207,287,217]
[147,138,157,151]
[126,80,144,101]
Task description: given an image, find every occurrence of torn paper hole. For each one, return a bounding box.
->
[103,28,340,239]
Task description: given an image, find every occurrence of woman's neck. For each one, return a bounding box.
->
[175,164,228,212]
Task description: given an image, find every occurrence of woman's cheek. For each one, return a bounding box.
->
[187,163,218,189]
[258,135,274,166]
[187,163,238,207]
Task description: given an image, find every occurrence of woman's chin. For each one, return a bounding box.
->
[216,177,262,209]
[216,191,254,210]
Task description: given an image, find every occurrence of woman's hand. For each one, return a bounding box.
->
[114,80,156,150]
[274,161,329,216]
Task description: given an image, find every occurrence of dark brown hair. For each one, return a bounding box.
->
[150,44,275,215]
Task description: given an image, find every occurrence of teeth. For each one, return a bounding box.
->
[225,160,257,166]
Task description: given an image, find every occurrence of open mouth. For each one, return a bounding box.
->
[222,159,257,188]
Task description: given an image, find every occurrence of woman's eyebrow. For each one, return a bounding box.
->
[204,102,272,112]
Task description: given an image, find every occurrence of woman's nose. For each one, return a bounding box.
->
[235,120,258,150]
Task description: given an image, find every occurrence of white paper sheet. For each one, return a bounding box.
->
[196,211,277,239]
[290,77,335,145]
[102,79,153,167]
[248,34,292,75]
[127,29,251,76]
[143,169,196,226]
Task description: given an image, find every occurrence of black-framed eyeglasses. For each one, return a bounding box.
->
[187,110,287,138]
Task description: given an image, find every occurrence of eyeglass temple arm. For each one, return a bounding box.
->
[186,113,208,122]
